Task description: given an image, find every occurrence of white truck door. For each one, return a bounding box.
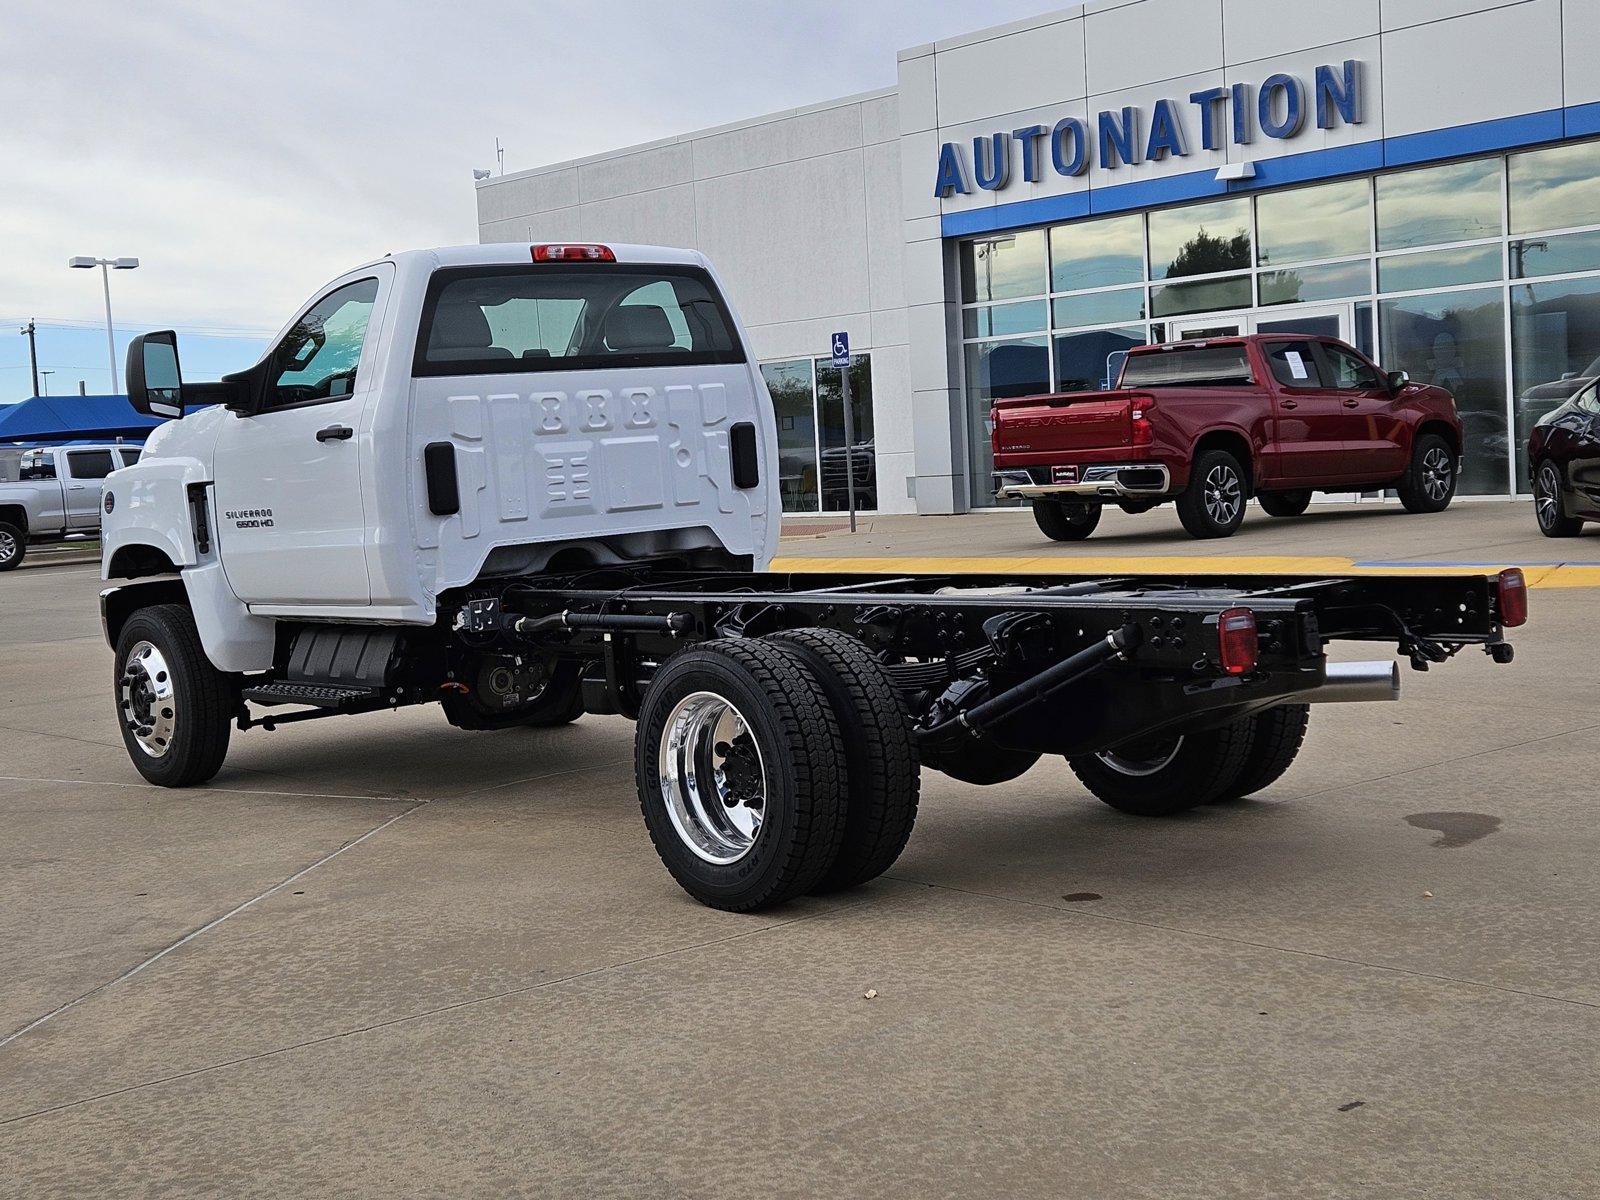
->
[211,272,387,606]
[62,448,116,529]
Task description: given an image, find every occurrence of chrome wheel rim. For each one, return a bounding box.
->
[119,640,176,758]
[0,529,16,564]
[658,691,767,864]
[1421,446,1453,502]
[1536,462,1563,530]
[1097,736,1184,777]
[1203,465,1242,525]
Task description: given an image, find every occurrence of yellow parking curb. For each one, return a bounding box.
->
[770,555,1600,589]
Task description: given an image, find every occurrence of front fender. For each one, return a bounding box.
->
[100,457,211,578]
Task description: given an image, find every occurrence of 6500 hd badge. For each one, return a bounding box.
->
[224,508,274,529]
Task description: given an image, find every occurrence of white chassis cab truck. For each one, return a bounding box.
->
[102,242,1525,911]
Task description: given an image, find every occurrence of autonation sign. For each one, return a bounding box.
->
[933,60,1363,197]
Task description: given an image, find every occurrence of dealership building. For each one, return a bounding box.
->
[477,0,1600,515]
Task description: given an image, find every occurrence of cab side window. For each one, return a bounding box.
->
[1320,344,1383,390]
[265,278,379,409]
[20,451,57,481]
[1264,340,1320,388]
[67,450,115,479]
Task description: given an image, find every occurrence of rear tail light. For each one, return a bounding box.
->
[1216,607,1259,675]
[531,243,615,262]
[1130,399,1154,447]
[1496,567,1528,628]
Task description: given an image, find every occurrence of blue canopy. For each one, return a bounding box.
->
[0,394,166,443]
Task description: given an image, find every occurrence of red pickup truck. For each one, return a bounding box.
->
[992,335,1463,540]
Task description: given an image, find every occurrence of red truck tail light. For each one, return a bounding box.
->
[1216,607,1259,675]
[1130,401,1154,447]
[1496,568,1528,628]
[531,244,615,262]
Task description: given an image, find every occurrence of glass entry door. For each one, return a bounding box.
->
[1169,302,1354,342]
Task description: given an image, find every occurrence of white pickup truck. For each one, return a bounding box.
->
[0,443,141,569]
[101,242,1524,911]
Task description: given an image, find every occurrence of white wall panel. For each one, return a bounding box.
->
[1382,0,1535,29]
[1563,0,1600,107]
[897,50,939,136]
[864,141,908,313]
[476,168,580,222]
[1085,0,1223,95]
[694,104,862,181]
[934,17,1086,127]
[1220,0,1378,63]
[577,141,692,203]
[578,185,697,248]
[1380,0,1562,137]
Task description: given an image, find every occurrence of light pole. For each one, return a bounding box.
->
[68,255,139,393]
[40,370,55,396]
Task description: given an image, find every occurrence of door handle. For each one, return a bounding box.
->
[1342,398,1361,408]
[316,425,354,442]
[1280,400,1299,410]
[68,484,87,490]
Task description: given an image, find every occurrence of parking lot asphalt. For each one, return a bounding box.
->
[2,501,1596,1198]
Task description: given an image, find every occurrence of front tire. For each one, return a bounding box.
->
[635,638,847,911]
[766,629,919,893]
[0,522,26,571]
[1534,459,1584,537]
[1068,720,1254,816]
[1397,433,1457,513]
[1257,489,1312,518]
[1032,498,1102,541]
[1176,450,1248,538]
[114,604,234,788]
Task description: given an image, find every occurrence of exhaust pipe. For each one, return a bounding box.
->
[1308,660,1401,704]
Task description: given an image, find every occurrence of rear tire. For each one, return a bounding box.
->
[114,604,234,788]
[1257,489,1312,518]
[635,638,847,911]
[0,522,25,571]
[1068,720,1254,816]
[766,629,919,893]
[1032,498,1102,541]
[1176,450,1248,539]
[1210,705,1309,802]
[1397,433,1457,513]
[1534,459,1584,537]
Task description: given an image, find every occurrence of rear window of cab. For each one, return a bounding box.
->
[413,263,746,376]
[1119,345,1254,388]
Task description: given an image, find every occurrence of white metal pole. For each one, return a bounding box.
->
[100,262,119,393]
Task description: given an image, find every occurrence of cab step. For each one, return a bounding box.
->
[241,681,383,709]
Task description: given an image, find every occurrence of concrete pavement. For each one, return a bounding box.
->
[1,508,1595,1198]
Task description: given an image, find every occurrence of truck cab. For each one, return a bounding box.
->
[103,243,779,671]
[0,443,141,570]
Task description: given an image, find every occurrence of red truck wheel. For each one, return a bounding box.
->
[1257,490,1311,518]
[1176,450,1247,538]
[1032,499,1102,541]
[1397,434,1457,513]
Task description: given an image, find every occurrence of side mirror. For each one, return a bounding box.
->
[126,331,184,419]
[1387,370,1410,394]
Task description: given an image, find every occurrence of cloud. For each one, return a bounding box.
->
[1,0,1047,333]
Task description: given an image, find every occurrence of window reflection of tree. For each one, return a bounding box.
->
[1164,228,1251,279]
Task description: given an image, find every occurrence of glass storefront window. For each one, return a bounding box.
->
[1053,327,1145,392]
[1379,288,1508,496]
[1256,178,1370,266]
[1051,287,1146,328]
[760,360,819,513]
[1376,158,1502,250]
[1050,214,1144,290]
[962,299,1048,338]
[1150,274,1252,318]
[960,230,1047,303]
[1377,244,1502,293]
[1509,140,1600,235]
[1511,275,1600,489]
[1510,229,1600,280]
[1148,197,1251,279]
[965,338,1049,502]
[1258,259,1369,306]
[813,355,876,513]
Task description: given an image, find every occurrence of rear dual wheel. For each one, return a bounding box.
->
[1067,704,1310,816]
[1032,498,1102,541]
[635,632,918,911]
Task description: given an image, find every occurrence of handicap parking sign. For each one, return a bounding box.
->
[831,332,850,368]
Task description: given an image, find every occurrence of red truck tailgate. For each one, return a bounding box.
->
[991,390,1144,460]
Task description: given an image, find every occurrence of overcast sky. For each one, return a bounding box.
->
[1,0,1051,353]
